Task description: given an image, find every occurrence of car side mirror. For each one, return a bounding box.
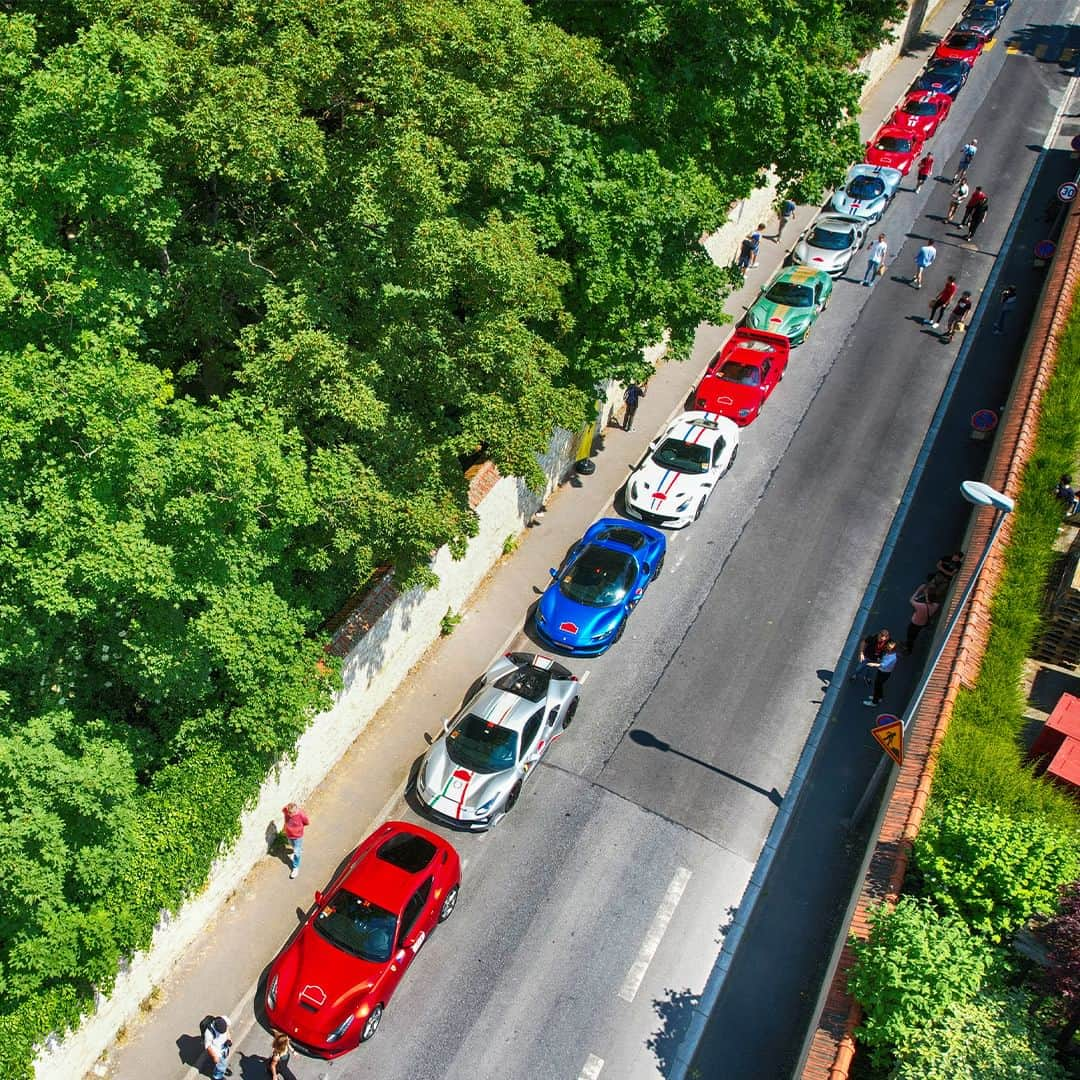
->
[314,891,324,906]
[424,731,434,745]
[548,567,558,578]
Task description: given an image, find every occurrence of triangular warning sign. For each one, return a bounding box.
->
[871,717,904,767]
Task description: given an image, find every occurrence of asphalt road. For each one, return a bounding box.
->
[156,6,1079,1080]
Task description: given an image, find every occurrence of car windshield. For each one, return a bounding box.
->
[765,281,814,308]
[961,13,996,29]
[848,175,885,199]
[719,360,760,386]
[314,890,397,963]
[903,100,937,116]
[807,226,852,251]
[446,713,519,773]
[559,544,637,607]
[875,135,912,153]
[928,59,967,76]
[947,34,979,49]
[652,436,711,474]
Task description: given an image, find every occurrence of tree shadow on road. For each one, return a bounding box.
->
[645,986,701,1076]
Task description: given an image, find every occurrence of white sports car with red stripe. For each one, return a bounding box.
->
[623,412,740,528]
[415,652,580,830]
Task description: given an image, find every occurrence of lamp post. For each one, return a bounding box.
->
[849,480,1014,827]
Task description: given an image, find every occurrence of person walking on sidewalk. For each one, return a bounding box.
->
[961,185,987,227]
[926,275,958,328]
[904,584,941,653]
[282,802,310,880]
[954,139,978,182]
[945,178,969,223]
[911,238,937,289]
[750,223,765,267]
[863,640,899,706]
[203,1016,232,1079]
[850,627,891,683]
[862,233,888,286]
[915,152,934,191]
[776,198,797,241]
[267,1031,293,1079]
[623,381,645,431]
[736,234,754,275]
[992,284,1017,334]
[966,192,990,240]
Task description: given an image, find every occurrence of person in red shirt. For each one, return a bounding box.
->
[926,275,958,328]
[961,186,987,226]
[282,802,310,880]
[915,152,934,191]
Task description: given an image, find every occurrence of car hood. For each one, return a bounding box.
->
[629,457,707,508]
[697,375,760,417]
[865,147,910,169]
[748,297,812,334]
[419,742,512,820]
[270,922,381,1040]
[832,188,887,219]
[537,582,628,648]
[793,240,850,271]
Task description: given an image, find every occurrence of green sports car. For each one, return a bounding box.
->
[745,266,833,346]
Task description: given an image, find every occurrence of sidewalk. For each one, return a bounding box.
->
[97,17,956,1079]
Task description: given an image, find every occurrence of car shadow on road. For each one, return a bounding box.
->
[629,729,783,806]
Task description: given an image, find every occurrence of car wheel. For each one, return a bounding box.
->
[438,884,459,923]
[506,781,522,813]
[613,617,627,645]
[360,1004,384,1043]
[563,697,578,729]
[651,553,665,580]
[722,445,739,477]
[694,496,707,521]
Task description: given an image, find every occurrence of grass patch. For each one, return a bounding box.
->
[932,284,1080,835]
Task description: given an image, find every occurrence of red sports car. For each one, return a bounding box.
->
[264,821,461,1055]
[865,124,925,175]
[891,90,952,140]
[933,31,986,64]
[693,328,790,426]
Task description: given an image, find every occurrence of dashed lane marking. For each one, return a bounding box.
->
[578,1053,605,1080]
[618,867,692,1003]
[580,669,591,684]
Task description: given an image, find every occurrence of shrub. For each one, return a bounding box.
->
[888,986,1065,1080]
[1043,879,1080,1041]
[848,896,993,1065]
[912,797,1080,940]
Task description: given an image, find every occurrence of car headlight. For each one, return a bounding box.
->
[591,623,619,641]
[630,481,639,499]
[536,610,546,625]
[326,1015,355,1043]
[417,761,429,795]
[738,407,752,417]
[266,974,278,1011]
[475,795,499,815]
[676,498,692,512]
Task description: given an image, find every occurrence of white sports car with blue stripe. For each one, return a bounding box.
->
[623,412,740,529]
[831,164,902,224]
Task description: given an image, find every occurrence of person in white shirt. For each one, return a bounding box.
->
[862,234,889,286]
[203,1015,232,1079]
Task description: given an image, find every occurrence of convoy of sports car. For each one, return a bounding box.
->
[256,1,1004,1060]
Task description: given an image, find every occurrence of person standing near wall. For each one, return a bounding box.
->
[282,803,310,880]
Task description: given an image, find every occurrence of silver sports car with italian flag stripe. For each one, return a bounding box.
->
[415,652,580,830]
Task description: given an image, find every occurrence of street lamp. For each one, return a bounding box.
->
[849,479,1013,826]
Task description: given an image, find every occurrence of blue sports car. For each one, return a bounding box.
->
[915,58,972,97]
[534,518,666,655]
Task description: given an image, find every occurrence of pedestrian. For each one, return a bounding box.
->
[267,1031,292,1079]
[203,1016,232,1080]
[961,185,987,227]
[945,179,969,223]
[863,640,899,707]
[850,627,891,683]
[1055,474,1080,516]
[862,233,889,286]
[904,584,942,653]
[750,223,765,267]
[911,238,937,289]
[926,275,958,328]
[736,234,754,274]
[282,802,309,880]
[936,550,965,581]
[966,194,989,240]
[992,285,1017,334]
[915,152,934,191]
[776,198,797,241]
[954,139,978,182]
[623,381,645,431]
[942,290,972,340]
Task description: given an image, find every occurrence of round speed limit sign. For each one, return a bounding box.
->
[1059,181,1078,203]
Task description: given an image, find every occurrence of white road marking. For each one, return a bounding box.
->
[618,867,692,1003]
[461,857,470,870]
[580,669,591,684]
[578,1053,605,1080]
